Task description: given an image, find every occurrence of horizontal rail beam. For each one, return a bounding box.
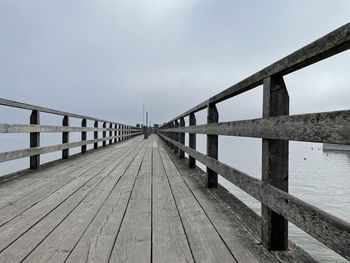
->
[162,110,350,145]
[166,23,350,124]
[158,133,350,260]
[0,124,141,133]
[0,98,139,128]
[0,132,142,163]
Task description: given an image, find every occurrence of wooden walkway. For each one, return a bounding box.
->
[0,134,312,263]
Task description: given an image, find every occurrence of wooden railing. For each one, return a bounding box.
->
[158,23,350,260]
[0,98,142,168]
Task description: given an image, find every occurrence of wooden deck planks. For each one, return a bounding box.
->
[0,139,142,259]
[108,145,153,263]
[158,143,237,263]
[65,142,148,263]
[21,141,146,263]
[0,134,317,263]
[152,142,194,263]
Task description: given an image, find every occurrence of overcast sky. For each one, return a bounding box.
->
[1,0,349,126]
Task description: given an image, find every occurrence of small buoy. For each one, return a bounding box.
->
[304,157,307,160]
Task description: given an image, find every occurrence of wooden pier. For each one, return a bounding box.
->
[0,23,350,262]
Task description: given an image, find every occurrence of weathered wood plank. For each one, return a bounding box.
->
[0,98,125,126]
[158,133,350,260]
[0,145,132,229]
[152,143,194,263]
[21,142,145,263]
[262,75,289,251]
[158,143,237,263]
[0,141,142,261]
[0,133,143,163]
[162,110,350,145]
[65,143,148,263]
[109,147,152,263]
[161,139,317,263]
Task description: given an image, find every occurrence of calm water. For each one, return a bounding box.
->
[1,137,349,262]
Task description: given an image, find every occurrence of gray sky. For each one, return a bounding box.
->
[1,0,350,125]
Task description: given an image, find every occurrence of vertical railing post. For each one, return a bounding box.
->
[207,103,218,188]
[179,117,185,158]
[121,125,124,141]
[62,115,69,159]
[81,118,87,153]
[173,120,179,154]
[117,124,120,142]
[261,75,289,251]
[189,113,196,168]
[103,122,106,146]
[114,124,117,143]
[30,110,40,169]
[109,123,113,144]
[94,121,98,149]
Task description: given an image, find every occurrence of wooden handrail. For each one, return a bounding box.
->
[158,23,350,260]
[164,22,350,124]
[0,98,142,167]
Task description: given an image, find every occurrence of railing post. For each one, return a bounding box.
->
[174,120,179,154]
[170,123,174,149]
[189,113,196,168]
[81,118,87,153]
[30,110,40,169]
[121,125,124,141]
[179,117,185,158]
[94,121,98,149]
[62,115,69,159]
[103,122,107,146]
[261,75,289,251]
[114,124,117,143]
[109,123,113,144]
[207,103,218,188]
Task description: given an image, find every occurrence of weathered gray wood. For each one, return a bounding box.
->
[164,151,279,262]
[109,147,152,263]
[103,122,106,146]
[0,98,123,126]
[0,139,143,260]
[0,134,144,163]
[65,143,148,263]
[207,103,218,188]
[109,123,113,144]
[158,143,237,263]
[162,110,350,145]
[152,144,194,263]
[158,133,350,260]
[179,117,185,158]
[62,116,69,159]
[21,143,144,263]
[81,118,87,153]
[189,113,196,168]
[262,76,289,251]
[0,140,139,226]
[161,139,317,263]
[0,124,136,133]
[30,110,40,169]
